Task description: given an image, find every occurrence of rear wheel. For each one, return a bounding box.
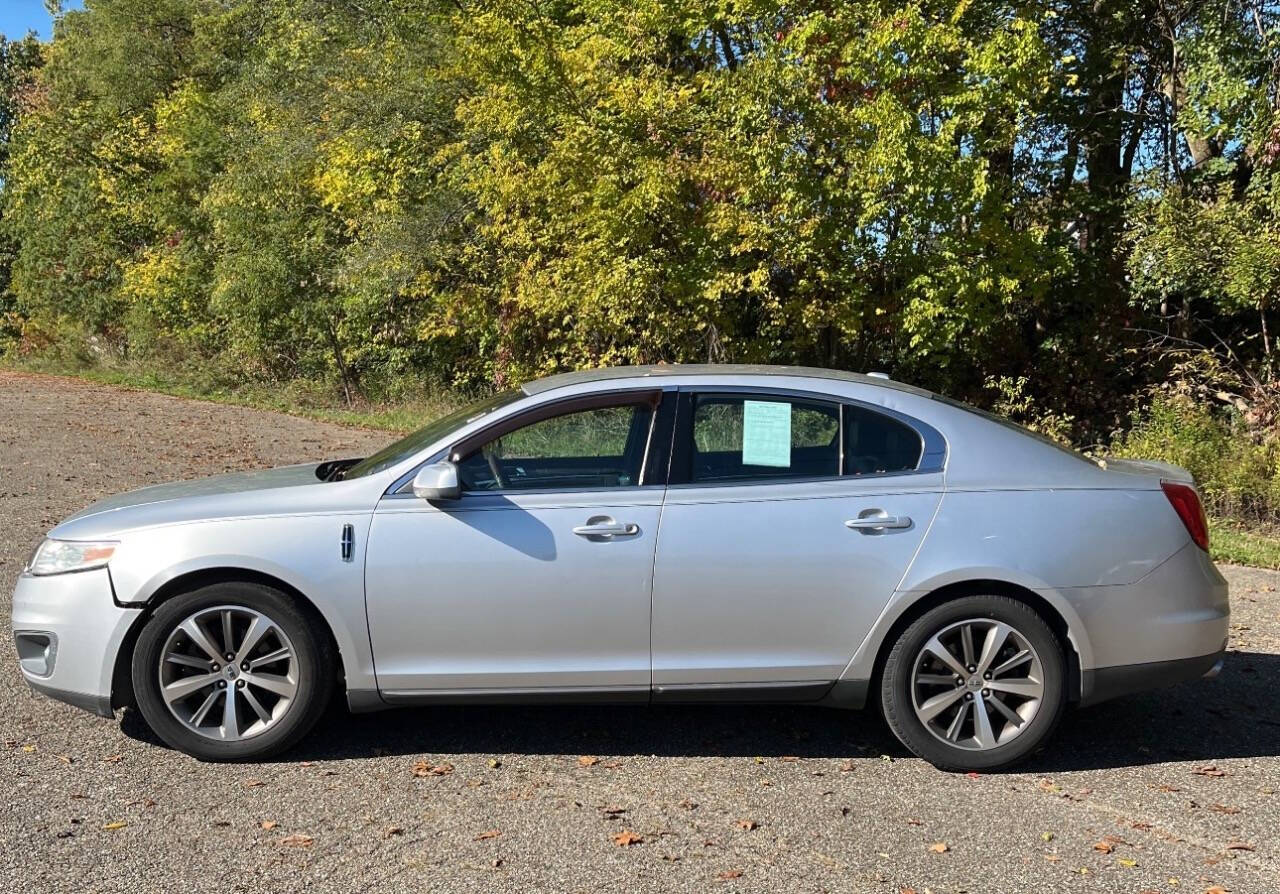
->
[879,595,1066,771]
[131,582,333,761]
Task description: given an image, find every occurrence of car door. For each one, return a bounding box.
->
[365,389,674,697]
[650,388,944,695]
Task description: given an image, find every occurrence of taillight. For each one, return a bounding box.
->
[1161,481,1210,551]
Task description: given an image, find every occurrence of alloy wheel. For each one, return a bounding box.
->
[156,605,299,742]
[909,617,1045,751]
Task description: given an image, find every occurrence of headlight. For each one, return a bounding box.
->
[27,539,117,576]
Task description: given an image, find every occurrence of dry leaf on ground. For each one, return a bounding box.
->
[279,833,314,848]
[411,760,454,777]
[929,842,949,853]
[474,829,501,841]
[613,830,643,846]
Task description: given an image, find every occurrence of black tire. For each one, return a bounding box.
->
[131,581,334,761]
[879,595,1067,771]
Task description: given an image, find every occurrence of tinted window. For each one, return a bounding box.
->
[457,403,654,491]
[843,405,923,475]
[689,395,840,483]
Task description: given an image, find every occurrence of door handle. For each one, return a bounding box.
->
[572,517,639,538]
[845,513,912,531]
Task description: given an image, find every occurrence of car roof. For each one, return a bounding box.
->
[521,364,938,399]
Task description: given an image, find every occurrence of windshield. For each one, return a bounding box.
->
[341,390,523,479]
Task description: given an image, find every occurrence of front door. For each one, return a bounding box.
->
[650,390,943,692]
[365,392,668,696]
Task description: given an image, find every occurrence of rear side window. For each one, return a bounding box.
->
[843,405,923,475]
[689,395,840,483]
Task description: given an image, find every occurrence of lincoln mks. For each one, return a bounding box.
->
[11,365,1228,769]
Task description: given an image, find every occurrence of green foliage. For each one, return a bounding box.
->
[1114,393,1280,524]
[0,0,1277,445]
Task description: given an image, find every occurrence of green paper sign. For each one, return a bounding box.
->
[742,400,792,468]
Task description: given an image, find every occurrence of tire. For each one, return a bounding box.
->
[131,581,334,761]
[879,595,1066,771]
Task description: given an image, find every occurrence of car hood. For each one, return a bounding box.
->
[50,463,328,538]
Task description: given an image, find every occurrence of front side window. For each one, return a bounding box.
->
[457,402,654,491]
[688,395,841,483]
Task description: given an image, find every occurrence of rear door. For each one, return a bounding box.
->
[649,388,944,694]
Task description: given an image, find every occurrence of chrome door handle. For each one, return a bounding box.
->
[572,517,639,538]
[845,514,912,531]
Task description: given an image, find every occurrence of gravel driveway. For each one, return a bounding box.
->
[2,370,1277,894]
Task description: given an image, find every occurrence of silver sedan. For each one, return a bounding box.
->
[10,365,1228,770]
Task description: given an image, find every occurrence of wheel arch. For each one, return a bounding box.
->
[111,567,345,711]
[864,579,1086,704]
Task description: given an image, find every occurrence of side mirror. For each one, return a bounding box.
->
[411,461,461,501]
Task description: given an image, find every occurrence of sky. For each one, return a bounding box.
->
[0,1,80,41]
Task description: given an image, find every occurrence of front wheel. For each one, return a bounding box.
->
[879,595,1067,771]
[131,582,333,761]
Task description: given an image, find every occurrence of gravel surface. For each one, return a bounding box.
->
[2,370,1278,894]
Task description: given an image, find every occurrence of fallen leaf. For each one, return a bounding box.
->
[1118,858,1138,867]
[600,806,627,817]
[735,819,758,831]
[487,759,502,769]
[56,754,73,764]
[383,826,404,838]
[1044,854,1061,863]
[101,754,122,763]
[678,798,698,810]
[965,771,981,779]
[613,830,643,846]
[279,833,313,848]
[1193,766,1228,777]
[1209,804,1241,815]
[243,778,267,788]
[20,745,36,753]
[411,760,454,777]
[1093,841,1115,854]
[474,829,502,841]
[1224,841,1254,851]
[717,870,744,880]
[1204,887,1230,894]
[1042,832,1054,842]
[779,755,799,762]
[103,820,127,831]
[929,842,949,854]
[578,756,600,767]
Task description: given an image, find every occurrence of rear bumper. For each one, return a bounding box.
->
[1064,542,1229,672]
[11,569,138,718]
[1079,645,1226,707]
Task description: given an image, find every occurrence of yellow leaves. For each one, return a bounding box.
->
[103,820,128,831]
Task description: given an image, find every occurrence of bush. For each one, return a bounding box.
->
[1113,393,1280,524]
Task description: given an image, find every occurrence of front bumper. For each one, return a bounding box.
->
[11,568,139,717]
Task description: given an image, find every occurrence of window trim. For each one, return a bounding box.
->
[387,387,674,497]
[666,385,945,489]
